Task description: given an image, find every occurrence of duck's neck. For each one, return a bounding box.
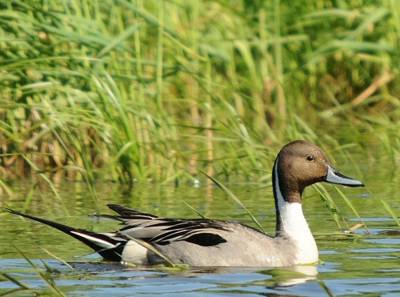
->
[272,158,318,264]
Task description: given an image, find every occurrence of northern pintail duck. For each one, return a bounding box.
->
[6,140,364,267]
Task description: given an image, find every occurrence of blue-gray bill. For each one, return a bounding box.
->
[325,165,364,187]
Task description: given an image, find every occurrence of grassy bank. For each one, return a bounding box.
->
[0,0,399,185]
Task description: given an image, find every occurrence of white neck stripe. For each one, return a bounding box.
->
[273,157,318,264]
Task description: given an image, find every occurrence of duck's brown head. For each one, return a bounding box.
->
[274,140,364,203]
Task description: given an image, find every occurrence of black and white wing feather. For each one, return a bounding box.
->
[106,204,230,247]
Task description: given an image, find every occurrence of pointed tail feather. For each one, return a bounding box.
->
[5,208,126,261]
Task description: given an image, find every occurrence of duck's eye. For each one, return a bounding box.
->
[306,155,315,161]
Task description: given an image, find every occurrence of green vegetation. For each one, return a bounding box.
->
[1,247,67,296]
[1,3,399,295]
[0,0,399,187]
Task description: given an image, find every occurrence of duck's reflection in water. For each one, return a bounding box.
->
[70,261,318,296]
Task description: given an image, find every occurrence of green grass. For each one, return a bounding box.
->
[1,247,67,297]
[0,0,399,185]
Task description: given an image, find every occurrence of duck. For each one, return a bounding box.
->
[6,140,364,267]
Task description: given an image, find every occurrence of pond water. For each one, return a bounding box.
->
[1,156,400,296]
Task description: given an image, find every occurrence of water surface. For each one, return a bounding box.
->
[1,158,400,296]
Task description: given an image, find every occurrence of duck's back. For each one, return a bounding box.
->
[148,223,296,267]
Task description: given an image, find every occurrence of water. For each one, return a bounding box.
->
[1,158,400,296]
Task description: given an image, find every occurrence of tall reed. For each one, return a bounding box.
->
[0,0,398,183]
